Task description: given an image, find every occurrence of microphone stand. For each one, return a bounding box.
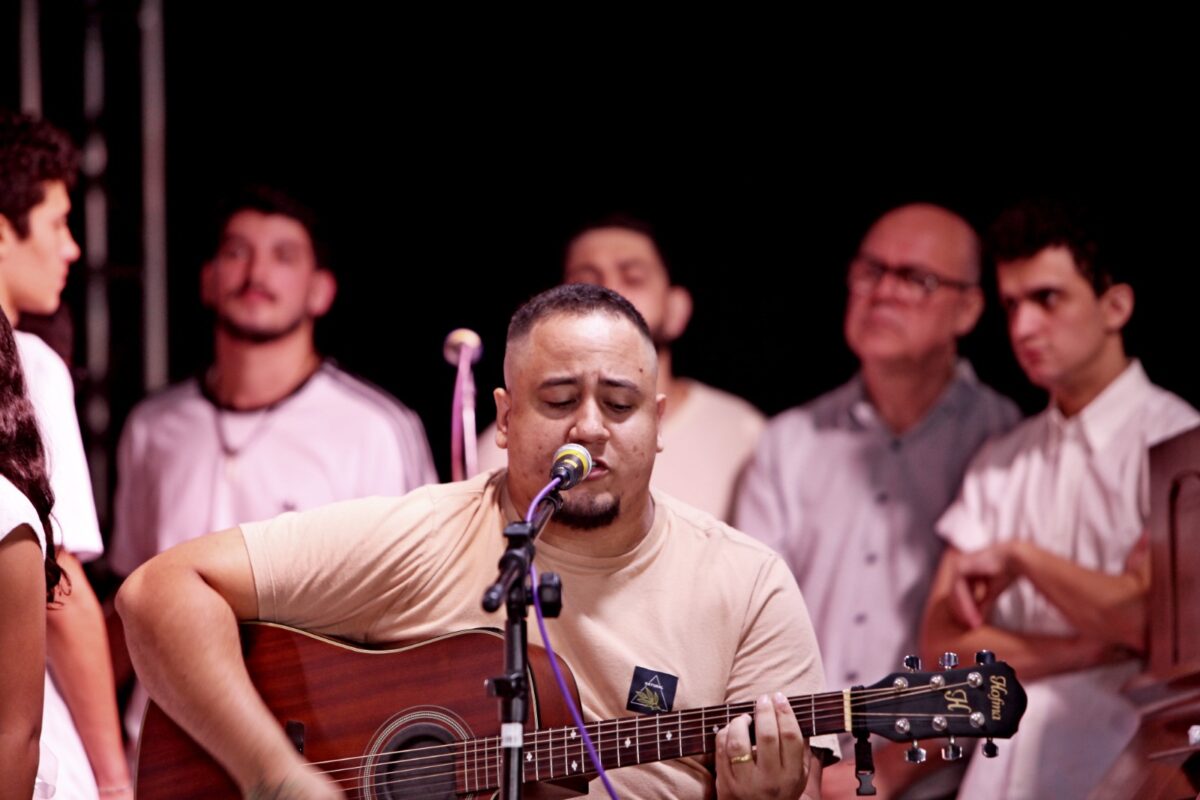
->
[481,483,566,800]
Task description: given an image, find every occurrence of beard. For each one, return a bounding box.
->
[556,494,620,530]
[215,308,307,344]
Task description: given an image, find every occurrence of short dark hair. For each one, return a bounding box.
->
[987,199,1121,294]
[507,283,652,346]
[566,212,675,282]
[210,185,330,270]
[0,110,79,239]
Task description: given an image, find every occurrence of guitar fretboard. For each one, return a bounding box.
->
[458,691,847,794]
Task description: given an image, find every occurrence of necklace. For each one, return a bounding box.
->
[205,356,322,479]
[214,407,278,480]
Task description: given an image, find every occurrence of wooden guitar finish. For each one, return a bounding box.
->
[135,623,1026,798]
[135,624,587,799]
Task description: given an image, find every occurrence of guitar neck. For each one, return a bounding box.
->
[458,691,847,791]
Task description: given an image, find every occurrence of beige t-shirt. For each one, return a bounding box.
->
[242,470,837,797]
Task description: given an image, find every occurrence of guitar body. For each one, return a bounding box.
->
[135,623,1028,798]
[135,623,588,799]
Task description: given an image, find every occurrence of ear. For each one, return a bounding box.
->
[661,285,693,342]
[655,392,666,453]
[200,260,217,308]
[1100,283,1134,332]
[306,269,337,317]
[953,286,985,337]
[493,387,512,450]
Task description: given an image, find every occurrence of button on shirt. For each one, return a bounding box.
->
[735,362,1019,692]
[937,360,1200,799]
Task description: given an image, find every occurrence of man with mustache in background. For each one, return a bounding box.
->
[107,185,436,742]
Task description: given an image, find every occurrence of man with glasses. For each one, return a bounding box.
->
[735,203,1019,795]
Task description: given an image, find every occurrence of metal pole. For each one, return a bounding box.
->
[139,0,169,392]
[19,0,42,113]
[81,0,111,519]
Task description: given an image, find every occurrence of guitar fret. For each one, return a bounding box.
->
[635,715,642,763]
[461,738,468,794]
[656,714,661,763]
[677,713,683,758]
[532,733,540,783]
[598,719,613,772]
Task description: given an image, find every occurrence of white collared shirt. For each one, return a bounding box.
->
[938,360,1199,799]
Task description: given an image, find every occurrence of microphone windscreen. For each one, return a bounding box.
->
[443,328,483,366]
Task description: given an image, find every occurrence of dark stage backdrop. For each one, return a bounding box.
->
[4,5,1197,499]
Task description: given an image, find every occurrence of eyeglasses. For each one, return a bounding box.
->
[847,254,977,301]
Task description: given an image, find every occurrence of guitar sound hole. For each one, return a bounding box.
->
[369,722,458,800]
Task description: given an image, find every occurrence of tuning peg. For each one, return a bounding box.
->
[904,742,927,764]
[983,738,998,758]
[903,655,922,672]
[941,736,963,761]
[939,652,959,670]
[975,650,996,665]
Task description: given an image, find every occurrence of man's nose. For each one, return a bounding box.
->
[870,268,909,301]
[244,250,272,282]
[63,230,82,264]
[570,399,610,444]
[1009,301,1042,340]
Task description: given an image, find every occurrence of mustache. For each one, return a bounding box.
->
[229,280,277,302]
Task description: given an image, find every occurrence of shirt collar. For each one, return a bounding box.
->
[1046,359,1150,452]
[848,359,981,432]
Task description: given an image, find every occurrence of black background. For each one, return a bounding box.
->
[5,6,1196,491]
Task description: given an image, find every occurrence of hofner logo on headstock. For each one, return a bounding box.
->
[989,675,1007,721]
[943,688,972,713]
[944,674,1009,721]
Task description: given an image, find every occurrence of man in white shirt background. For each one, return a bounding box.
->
[922,198,1200,799]
[106,185,438,744]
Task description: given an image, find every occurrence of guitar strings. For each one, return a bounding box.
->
[325,710,982,795]
[300,677,980,773]
[304,677,979,772]
[335,711,981,797]
[297,680,988,791]
[305,679,982,783]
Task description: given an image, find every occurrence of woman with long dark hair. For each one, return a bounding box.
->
[0,308,62,798]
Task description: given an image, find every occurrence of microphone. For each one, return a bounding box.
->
[550,444,592,490]
[443,328,483,366]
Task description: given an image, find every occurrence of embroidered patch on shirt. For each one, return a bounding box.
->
[626,666,679,714]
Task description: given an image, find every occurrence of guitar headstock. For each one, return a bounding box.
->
[853,651,1027,745]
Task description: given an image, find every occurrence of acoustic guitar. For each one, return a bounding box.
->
[135,623,1027,798]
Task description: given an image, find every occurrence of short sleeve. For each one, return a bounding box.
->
[725,552,841,760]
[240,490,438,642]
